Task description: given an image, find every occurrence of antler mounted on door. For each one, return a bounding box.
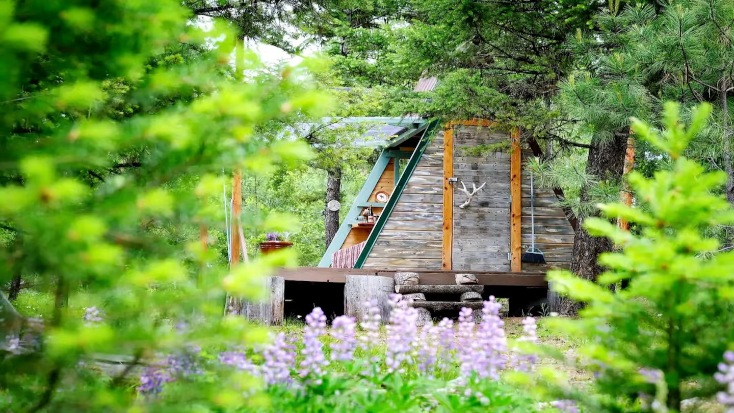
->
[457,181,486,209]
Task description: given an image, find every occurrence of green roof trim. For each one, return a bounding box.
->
[317,150,392,267]
[354,118,441,268]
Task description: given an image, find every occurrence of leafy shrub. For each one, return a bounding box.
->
[546,102,734,412]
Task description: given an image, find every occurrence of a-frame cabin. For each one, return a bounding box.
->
[320,120,577,275]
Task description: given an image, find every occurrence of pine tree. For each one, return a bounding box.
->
[545,102,734,412]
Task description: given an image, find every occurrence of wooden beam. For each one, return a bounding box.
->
[442,127,454,270]
[229,169,242,267]
[377,270,547,287]
[276,267,377,283]
[510,128,522,272]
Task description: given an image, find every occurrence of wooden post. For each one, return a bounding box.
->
[229,169,242,266]
[227,277,285,325]
[618,134,635,231]
[442,126,454,270]
[344,274,395,324]
[510,127,522,272]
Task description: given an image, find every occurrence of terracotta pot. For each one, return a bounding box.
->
[258,240,293,255]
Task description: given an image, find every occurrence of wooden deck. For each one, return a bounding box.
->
[275,267,547,287]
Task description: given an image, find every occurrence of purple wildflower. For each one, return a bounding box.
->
[415,324,440,376]
[2,335,20,355]
[219,350,259,376]
[359,300,381,350]
[83,307,102,325]
[262,332,296,385]
[513,316,538,372]
[471,297,507,380]
[385,294,418,373]
[299,307,328,380]
[550,399,579,413]
[168,346,203,378]
[714,350,734,409]
[266,232,280,241]
[457,307,476,376]
[639,367,663,384]
[436,318,455,371]
[331,315,357,362]
[137,367,173,395]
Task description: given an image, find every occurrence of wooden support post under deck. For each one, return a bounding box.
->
[442,126,454,270]
[510,128,522,272]
[230,169,242,266]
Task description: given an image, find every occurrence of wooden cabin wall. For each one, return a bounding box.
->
[520,150,574,271]
[452,125,512,271]
[368,158,395,203]
[363,133,444,270]
[340,159,395,250]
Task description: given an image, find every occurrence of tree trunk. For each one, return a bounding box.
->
[569,129,629,298]
[226,276,285,325]
[325,166,342,247]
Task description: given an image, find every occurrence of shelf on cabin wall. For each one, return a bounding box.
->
[356,202,386,208]
[349,222,376,229]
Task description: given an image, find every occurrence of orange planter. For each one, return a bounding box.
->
[258,241,293,255]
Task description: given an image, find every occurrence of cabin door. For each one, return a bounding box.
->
[450,125,512,271]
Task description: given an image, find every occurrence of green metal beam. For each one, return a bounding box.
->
[318,151,392,267]
[385,122,429,148]
[322,117,427,128]
[385,149,413,159]
[354,119,441,268]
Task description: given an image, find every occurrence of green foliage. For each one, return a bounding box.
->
[459,141,511,156]
[0,0,330,411]
[545,103,734,412]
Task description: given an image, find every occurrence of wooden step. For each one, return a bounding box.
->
[395,284,484,294]
[408,301,484,311]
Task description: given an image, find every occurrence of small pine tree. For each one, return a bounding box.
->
[546,102,734,412]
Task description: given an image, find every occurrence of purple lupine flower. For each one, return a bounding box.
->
[385,294,418,374]
[513,316,538,372]
[436,318,455,371]
[471,297,507,380]
[137,367,173,395]
[415,323,440,376]
[550,400,579,413]
[714,350,734,409]
[457,307,476,376]
[262,332,296,386]
[331,315,357,361]
[299,307,329,381]
[83,307,103,325]
[168,346,203,378]
[639,367,663,384]
[2,335,20,355]
[219,350,260,376]
[359,300,381,350]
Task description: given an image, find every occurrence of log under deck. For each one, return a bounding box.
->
[275,267,547,287]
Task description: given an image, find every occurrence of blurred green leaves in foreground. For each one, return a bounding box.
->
[0,0,328,410]
[545,102,734,412]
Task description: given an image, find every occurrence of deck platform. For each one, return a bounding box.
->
[275,267,547,287]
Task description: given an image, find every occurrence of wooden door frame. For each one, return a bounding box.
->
[442,119,498,271]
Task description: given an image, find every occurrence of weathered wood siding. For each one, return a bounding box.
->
[363,133,444,270]
[520,150,575,271]
[452,125,512,271]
